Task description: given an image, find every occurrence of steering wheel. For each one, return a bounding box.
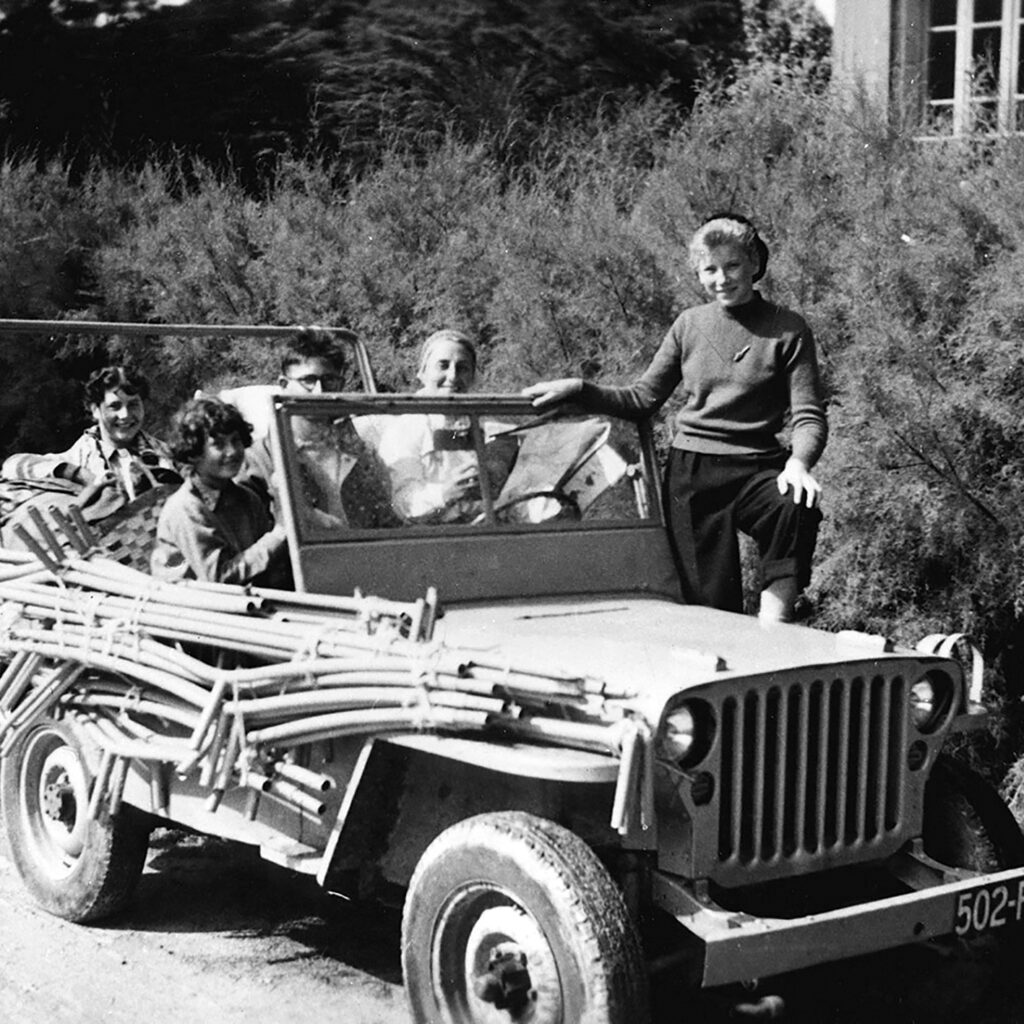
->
[484,489,581,524]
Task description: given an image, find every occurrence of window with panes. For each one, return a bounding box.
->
[927,0,1024,133]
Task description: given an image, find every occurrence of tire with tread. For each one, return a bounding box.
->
[911,753,1024,1020]
[1,717,151,923]
[923,753,1024,870]
[401,810,649,1024]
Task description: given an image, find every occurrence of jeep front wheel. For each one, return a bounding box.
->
[401,810,649,1024]
[923,753,1024,871]
[902,753,1024,1021]
[1,717,151,922]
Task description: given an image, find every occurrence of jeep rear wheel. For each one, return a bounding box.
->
[401,811,649,1024]
[1,717,151,922]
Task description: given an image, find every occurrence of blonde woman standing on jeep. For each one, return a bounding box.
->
[524,213,827,624]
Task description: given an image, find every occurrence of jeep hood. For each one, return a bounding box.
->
[435,596,915,713]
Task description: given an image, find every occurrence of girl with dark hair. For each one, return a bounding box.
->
[524,214,827,623]
[151,398,290,587]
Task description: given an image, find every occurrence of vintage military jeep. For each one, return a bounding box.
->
[0,321,1022,1024]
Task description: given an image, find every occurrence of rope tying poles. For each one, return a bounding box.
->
[0,516,634,825]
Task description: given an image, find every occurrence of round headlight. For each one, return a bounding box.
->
[909,677,936,728]
[662,706,696,762]
[660,700,714,767]
[909,671,955,733]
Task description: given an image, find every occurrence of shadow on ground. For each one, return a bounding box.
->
[88,829,1024,1024]
[113,829,404,986]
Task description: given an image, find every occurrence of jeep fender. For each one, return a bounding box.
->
[317,735,620,893]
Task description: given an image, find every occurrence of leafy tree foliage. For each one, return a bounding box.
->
[0,0,744,177]
[741,0,831,73]
[0,0,329,181]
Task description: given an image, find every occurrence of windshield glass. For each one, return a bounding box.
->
[270,398,657,541]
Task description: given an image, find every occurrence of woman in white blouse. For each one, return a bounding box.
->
[372,330,483,522]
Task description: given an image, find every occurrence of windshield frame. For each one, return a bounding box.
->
[267,393,675,603]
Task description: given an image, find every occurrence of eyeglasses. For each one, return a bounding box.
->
[287,374,344,392]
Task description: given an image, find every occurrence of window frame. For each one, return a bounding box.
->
[922,0,1024,135]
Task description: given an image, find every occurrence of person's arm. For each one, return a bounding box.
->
[784,325,828,466]
[215,523,288,585]
[153,485,287,585]
[375,417,475,521]
[390,454,477,520]
[2,434,102,485]
[777,326,828,507]
[524,327,684,419]
[521,378,583,407]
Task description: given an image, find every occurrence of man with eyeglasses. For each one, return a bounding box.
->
[241,328,396,530]
[280,352,345,395]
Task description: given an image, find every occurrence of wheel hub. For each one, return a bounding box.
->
[456,902,562,1024]
[41,772,76,831]
[23,736,90,865]
[474,942,534,1011]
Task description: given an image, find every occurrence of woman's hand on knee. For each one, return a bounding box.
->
[777,457,821,508]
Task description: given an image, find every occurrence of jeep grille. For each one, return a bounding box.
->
[711,674,910,884]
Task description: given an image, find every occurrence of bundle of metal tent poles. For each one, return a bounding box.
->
[0,517,652,833]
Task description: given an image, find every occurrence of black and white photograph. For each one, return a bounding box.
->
[4,2,1024,1022]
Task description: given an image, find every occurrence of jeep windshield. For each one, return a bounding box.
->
[265,394,682,605]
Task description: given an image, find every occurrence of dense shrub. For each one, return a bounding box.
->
[3,51,1024,771]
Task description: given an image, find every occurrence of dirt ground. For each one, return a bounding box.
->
[0,828,411,1024]
[2,824,1024,1024]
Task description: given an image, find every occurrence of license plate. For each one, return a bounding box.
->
[954,879,1024,936]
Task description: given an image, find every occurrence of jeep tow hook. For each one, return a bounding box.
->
[731,993,785,1019]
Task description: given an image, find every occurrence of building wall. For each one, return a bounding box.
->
[890,0,928,120]
[833,0,893,105]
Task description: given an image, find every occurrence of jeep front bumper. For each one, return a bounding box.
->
[653,860,1024,986]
